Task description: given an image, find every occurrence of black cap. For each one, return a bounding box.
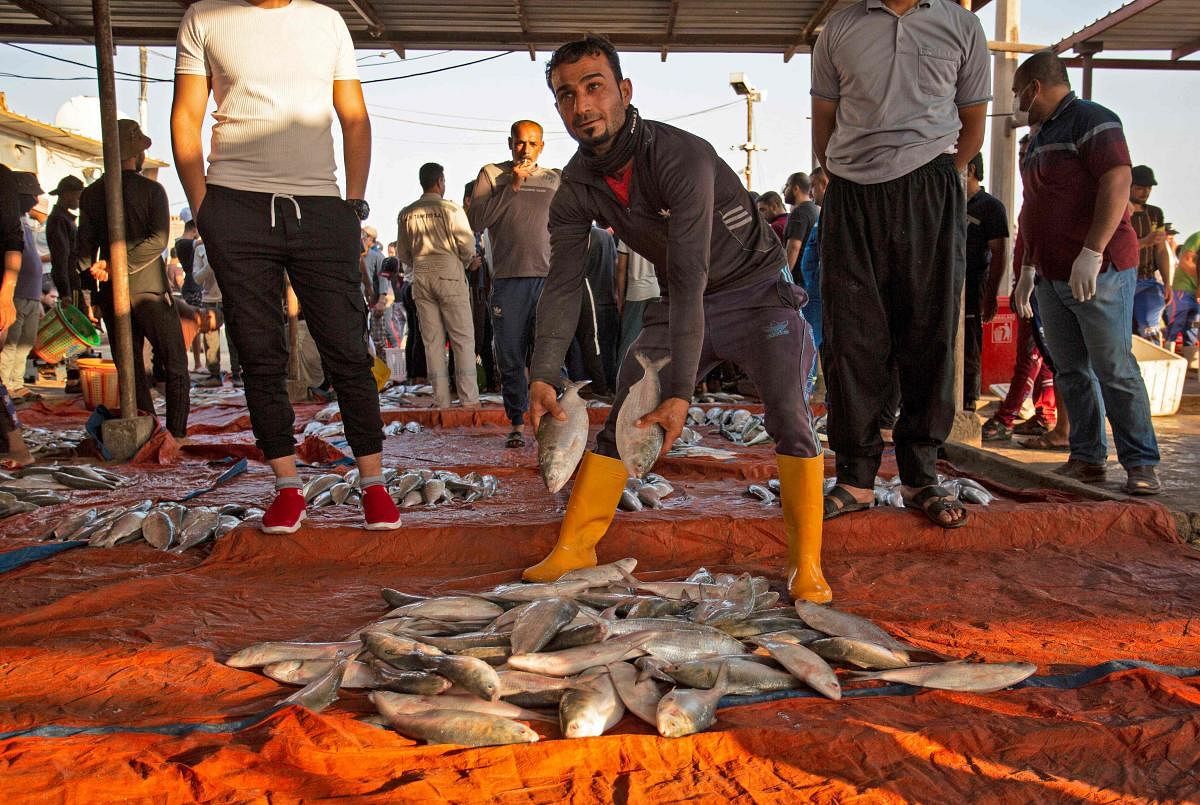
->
[1131,165,1157,187]
[49,175,84,196]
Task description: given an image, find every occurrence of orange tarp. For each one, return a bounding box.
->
[0,400,1197,802]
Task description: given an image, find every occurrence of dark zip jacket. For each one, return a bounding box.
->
[531,119,787,399]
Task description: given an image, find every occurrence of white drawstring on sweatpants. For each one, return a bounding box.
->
[269,193,302,229]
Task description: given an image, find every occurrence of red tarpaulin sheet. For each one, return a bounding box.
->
[0,406,1196,802]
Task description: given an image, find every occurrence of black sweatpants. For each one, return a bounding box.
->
[820,154,965,489]
[964,311,982,410]
[99,291,189,437]
[196,185,383,460]
[402,281,428,383]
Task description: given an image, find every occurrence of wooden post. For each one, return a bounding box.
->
[990,0,1020,292]
[91,0,137,421]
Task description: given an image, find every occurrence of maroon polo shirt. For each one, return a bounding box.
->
[1018,92,1138,282]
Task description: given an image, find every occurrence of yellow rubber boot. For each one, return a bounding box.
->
[523,452,628,582]
[778,453,832,604]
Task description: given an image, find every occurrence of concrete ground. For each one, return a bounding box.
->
[969,367,1200,544]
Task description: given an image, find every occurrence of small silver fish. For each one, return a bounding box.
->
[615,352,671,478]
[536,379,591,494]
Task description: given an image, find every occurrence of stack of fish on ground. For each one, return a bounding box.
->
[745,476,994,507]
[37,500,261,551]
[291,467,499,510]
[0,464,129,520]
[618,474,677,512]
[225,560,1036,747]
[301,419,423,441]
[21,426,89,459]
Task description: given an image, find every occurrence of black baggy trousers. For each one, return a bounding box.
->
[196,184,383,460]
[820,154,965,489]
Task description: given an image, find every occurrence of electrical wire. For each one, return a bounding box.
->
[361,51,514,84]
[0,72,149,84]
[5,43,172,83]
[358,49,452,66]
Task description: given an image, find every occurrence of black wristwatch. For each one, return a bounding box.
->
[347,198,370,220]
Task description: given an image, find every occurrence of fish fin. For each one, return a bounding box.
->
[713,661,731,695]
[842,670,885,682]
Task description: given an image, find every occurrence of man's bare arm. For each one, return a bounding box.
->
[954,104,987,174]
[812,98,838,173]
[334,80,371,200]
[1085,166,1133,256]
[170,73,212,214]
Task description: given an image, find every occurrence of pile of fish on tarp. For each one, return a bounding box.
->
[745,476,995,507]
[21,426,90,459]
[38,500,261,551]
[685,405,772,448]
[0,464,128,520]
[303,418,422,441]
[31,464,501,550]
[226,560,1037,747]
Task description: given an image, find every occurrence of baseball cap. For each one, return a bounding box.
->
[1131,165,1157,187]
[362,225,378,239]
[49,175,84,196]
[117,118,152,160]
[12,171,44,197]
[179,206,193,224]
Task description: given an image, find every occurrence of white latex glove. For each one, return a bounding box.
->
[1013,265,1037,319]
[1069,246,1104,302]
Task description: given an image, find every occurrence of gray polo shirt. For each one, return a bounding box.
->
[811,0,991,185]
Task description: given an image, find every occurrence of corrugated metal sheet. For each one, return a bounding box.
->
[1056,0,1200,57]
[0,0,952,54]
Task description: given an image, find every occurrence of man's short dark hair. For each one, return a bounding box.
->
[1016,51,1070,90]
[758,191,784,211]
[42,275,56,295]
[419,162,444,191]
[969,153,984,181]
[183,220,196,233]
[787,172,811,194]
[545,35,624,91]
[811,167,825,180]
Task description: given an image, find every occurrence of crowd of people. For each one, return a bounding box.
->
[0,0,1190,597]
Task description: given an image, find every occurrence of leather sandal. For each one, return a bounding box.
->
[908,485,969,529]
[822,485,872,521]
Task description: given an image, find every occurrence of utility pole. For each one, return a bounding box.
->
[729,73,763,190]
[138,46,149,131]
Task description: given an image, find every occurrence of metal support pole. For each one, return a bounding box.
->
[743,94,754,189]
[92,0,138,421]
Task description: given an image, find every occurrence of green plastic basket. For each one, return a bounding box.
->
[33,303,102,364]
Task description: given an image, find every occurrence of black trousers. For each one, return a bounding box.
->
[572,277,610,396]
[402,281,428,383]
[470,284,497,392]
[964,311,982,409]
[196,185,383,460]
[820,155,965,489]
[99,291,189,437]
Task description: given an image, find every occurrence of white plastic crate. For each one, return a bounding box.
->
[1131,335,1187,416]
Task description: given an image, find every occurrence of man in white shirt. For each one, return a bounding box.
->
[171,0,400,534]
[396,163,480,409]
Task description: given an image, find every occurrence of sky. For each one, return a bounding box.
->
[2,1,1198,239]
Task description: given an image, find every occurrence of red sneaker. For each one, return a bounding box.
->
[362,485,402,531]
[262,488,307,534]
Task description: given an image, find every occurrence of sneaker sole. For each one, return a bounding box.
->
[261,510,306,535]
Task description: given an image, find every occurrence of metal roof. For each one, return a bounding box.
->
[1054,0,1200,60]
[0,0,988,58]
